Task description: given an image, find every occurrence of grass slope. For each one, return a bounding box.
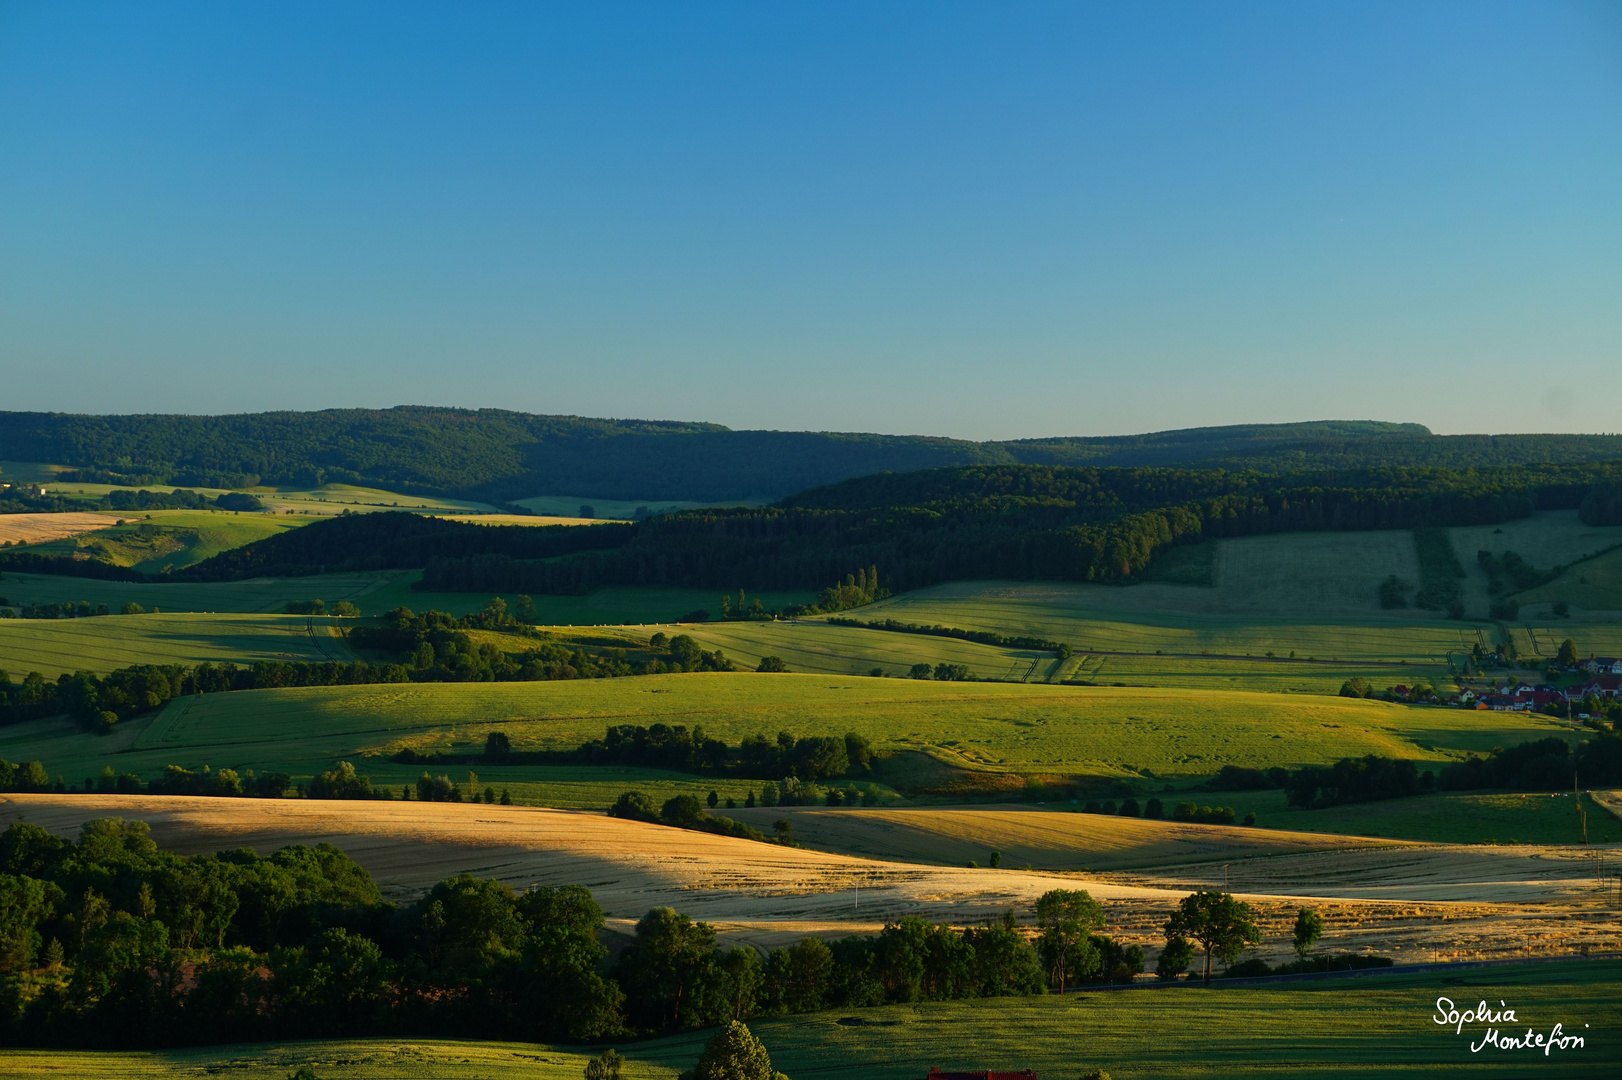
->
[0,613,353,677]
[0,570,398,615]
[2,960,1616,1078]
[0,675,1566,801]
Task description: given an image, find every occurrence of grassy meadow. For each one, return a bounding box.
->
[0,613,353,677]
[0,569,398,615]
[2,959,1615,1078]
[0,675,1569,803]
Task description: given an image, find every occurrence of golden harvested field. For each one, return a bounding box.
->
[4,795,1616,966]
[0,511,118,545]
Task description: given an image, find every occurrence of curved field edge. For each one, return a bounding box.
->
[1,960,1618,1078]
[126,673,1566,778]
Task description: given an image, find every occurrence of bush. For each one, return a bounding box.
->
[215,492,264,512]
[1339,677,1373,698]
[608,791,660,822]
[756,655,788,673]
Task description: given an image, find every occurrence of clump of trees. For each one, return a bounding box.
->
[578,726,872,783]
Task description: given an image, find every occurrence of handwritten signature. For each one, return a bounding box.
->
[1434,998,1589,1055]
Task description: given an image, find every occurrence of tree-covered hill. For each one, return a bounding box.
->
[7,408,1619,504]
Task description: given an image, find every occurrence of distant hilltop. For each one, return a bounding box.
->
[1,407,1618,503]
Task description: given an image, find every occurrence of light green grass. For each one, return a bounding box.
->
[0,675,1567,796]
[852,579,1485,663]
[653,619,1046,679]
[1071,652,1454,696]
[0,613,353,677]
[2,959,1616,1078]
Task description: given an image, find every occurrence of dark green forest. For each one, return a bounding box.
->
[7,407,1622,502]
[415,462,1622,595]
[13,461,1622,597]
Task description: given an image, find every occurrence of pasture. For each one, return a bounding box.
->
[1517,545,1622,614]
[0,675,1569,800]
[0,612,353,677]
[0,569,397,615]
[661,618,1045,679]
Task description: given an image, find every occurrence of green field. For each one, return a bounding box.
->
[0,675,1568,799]
[849,579,1488,661]
[1,959,1615,1078]
[0,613,353,677]
[1201,789,1622,845]
[0,570,398,615]
[361,579,816,624]
[659,619,1047,679]
[1517,546,1622,614]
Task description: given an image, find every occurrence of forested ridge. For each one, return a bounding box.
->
[13,460,1622,595]
[7,407,1622,503]
[417,462,1622,595]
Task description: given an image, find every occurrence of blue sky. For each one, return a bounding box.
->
[1,1,1617,439]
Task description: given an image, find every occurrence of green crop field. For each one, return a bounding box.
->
[1188,788,1622,845]
[0,674,1568,801]
[2,959,1615,1078]
[369,578,815,624]
[655,619,1046,679]
[849,579,1486,661]
[0,613,354,677]
[0,569,399,615]
[1517,546,1622,614]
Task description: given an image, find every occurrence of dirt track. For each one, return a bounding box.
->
[3,794,1617,964]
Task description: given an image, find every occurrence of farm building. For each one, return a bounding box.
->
[1583,657,1622,675]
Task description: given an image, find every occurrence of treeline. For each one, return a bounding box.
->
[1235,735,1622,809]
[0,627,739,730]
[578,725,873,782]
[0,819,1157,1050]
[417,462,1622,596]
[825,616,1069,655]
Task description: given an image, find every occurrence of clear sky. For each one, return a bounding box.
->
[1,1,1617,440]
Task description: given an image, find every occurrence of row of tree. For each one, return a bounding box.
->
[0,818,1316,1051]
[1266,734,1622,809]
[576,726,873,782]
[0,621,740,729]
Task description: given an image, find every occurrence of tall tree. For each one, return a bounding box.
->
[1163,891,1261,986]
[1034,888,1105,993]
